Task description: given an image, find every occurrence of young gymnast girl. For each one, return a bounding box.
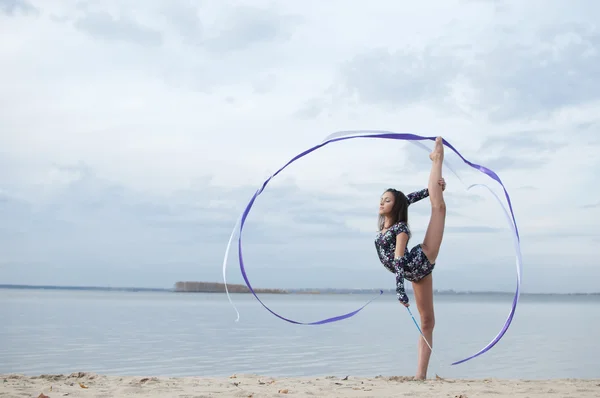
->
[374,136,447,380]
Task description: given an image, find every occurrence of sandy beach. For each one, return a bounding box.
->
[1,372,599,398]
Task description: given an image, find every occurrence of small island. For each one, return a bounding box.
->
[173,281,288,294]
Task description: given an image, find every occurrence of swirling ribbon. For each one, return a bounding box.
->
[222,130,522,366]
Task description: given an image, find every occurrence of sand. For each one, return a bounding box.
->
[1,372,599,398]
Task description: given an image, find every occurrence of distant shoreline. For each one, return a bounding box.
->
[1,283,599,296]
[173,281,287,294]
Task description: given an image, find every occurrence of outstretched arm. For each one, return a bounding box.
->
[406,178,446,205]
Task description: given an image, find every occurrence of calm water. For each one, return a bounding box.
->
[1,289,599,379]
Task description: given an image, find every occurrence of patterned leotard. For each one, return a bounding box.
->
[374,188,435,304]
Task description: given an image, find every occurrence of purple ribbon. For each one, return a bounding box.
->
[232,131,522,365]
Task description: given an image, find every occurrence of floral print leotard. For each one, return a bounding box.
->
[374,188,435,304]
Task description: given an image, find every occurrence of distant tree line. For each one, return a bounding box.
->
[173,281,287,294]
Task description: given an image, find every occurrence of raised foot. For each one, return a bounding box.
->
[429,136,444,162]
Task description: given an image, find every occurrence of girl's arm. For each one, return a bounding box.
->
[406,188,429,205]
[393,225,410,305]
[406,178,446,205]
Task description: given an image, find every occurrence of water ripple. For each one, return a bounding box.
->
[1,289,598,378]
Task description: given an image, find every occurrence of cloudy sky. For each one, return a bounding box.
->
[1,0,598,294]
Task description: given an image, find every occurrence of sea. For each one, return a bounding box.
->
[1,288,599,380]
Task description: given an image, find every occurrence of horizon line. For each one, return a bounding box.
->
[1,283,599,296]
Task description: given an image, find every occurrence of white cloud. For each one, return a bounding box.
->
[1,0,599,293]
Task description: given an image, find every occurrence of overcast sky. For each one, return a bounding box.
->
[1,0,599,293]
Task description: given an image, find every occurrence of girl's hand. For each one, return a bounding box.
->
[438,178,446,191]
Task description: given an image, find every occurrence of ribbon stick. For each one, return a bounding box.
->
[222,130,522,365]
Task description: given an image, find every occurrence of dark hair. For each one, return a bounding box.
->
[378,188,409,231]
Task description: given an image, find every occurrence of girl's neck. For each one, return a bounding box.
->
[383,217,394,229]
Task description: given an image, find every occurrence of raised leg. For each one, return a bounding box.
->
[422,137,446,264]
[412,274,435,380]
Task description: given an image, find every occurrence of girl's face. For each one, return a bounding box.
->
[379,191,395,215]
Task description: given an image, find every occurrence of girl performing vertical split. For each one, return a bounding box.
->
[374,136,447,380]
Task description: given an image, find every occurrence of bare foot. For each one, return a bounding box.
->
[429,136,444,162]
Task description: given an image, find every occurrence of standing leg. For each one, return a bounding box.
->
[412,274,435,380]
